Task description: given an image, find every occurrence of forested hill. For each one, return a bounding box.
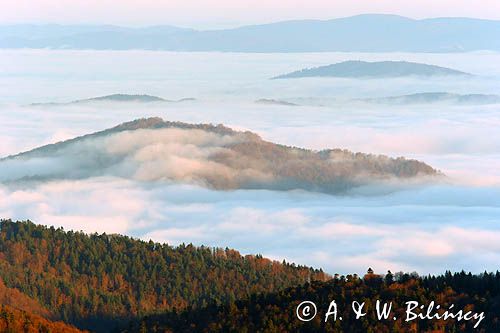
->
[272,60,470,79]
[124,270,500,333]
[2,220,500,332]
[0,118,440,194]
[0,220,328,332]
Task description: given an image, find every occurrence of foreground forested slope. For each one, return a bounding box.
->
[0,220,327,331]
[1,220,500,332]
[124,270,500,333]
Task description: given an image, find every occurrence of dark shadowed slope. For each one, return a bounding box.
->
[123,271,500,333]
[272,60,471,79]
[0,118,440,194]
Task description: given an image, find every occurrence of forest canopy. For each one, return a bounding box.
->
[0,219,327,332]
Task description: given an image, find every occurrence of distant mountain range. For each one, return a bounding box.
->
[2,15,500,52]
[361,92,500,105]
[0,117,439,194]
[272,60,470,79]
[27,92,498,109]
[30,94,196,106]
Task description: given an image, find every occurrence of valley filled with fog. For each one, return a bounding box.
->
[1,50,499,275]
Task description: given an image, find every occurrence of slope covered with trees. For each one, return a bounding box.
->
[0,118,440,194]
[2,220,499,333]
[0,304,85,333]
[0,220,328,331]
[124,270,500,333]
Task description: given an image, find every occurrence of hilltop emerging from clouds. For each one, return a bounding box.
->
[272,60,470,79]
[30,94,196,106]
[0,117,439,194]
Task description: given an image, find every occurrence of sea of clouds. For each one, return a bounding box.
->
[0,50,499,275]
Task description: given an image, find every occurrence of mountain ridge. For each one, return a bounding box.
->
[2,14,500,52]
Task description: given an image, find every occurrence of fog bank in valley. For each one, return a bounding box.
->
[0,49,499,275]
[1,179,499,274]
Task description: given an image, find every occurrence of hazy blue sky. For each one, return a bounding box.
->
[2,0,500,28]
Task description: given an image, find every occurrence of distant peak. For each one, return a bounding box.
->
[75,94,167,103]
[334,13,416,21]
[29,94,196,106]
[255,99,298,106]
[272,60,471,79]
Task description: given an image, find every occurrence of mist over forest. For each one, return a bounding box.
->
[0,49,499,275]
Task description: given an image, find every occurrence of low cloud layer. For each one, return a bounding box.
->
[0,127,244,182]
[1,178,499,275]
[0,49,499,275]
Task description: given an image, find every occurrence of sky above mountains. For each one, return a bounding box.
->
[2,0,500,28]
